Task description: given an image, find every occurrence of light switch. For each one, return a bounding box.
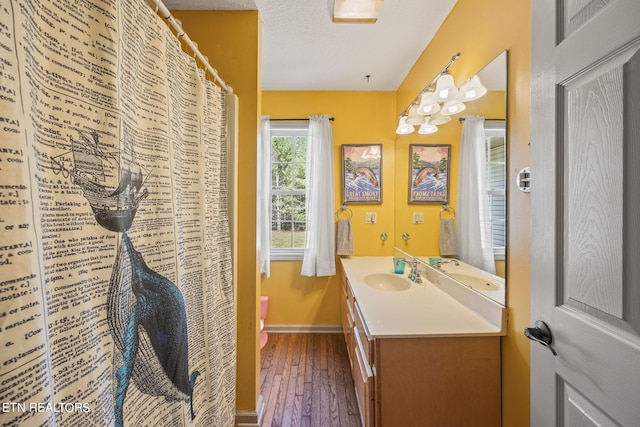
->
[365,212,377,224]
[413,212,424,224]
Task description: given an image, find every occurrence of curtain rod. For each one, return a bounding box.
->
[270,117,335,121]
[150,0,232,93]
[458,117,505,122]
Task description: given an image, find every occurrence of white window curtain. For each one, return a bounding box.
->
[456,115,496,274]
[301,116,336,277]
[258,115,271,277]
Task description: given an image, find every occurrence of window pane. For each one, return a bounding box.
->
[292,196,306,225]
[272,163,292,190]
[293,136,307,162]
[485,126,506,251]
[272,136,292,162]
[489,193,506,248]
[492,219,506,248]
[293,163,306,190]
[293,221,306,248]
[272,194,293,221]
[271,221,293,248]
[269,125,308,253]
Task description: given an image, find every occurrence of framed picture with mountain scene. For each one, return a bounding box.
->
[341,144,382,204]
[409,144,451,203]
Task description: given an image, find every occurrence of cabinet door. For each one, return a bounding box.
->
[353,326,374,427]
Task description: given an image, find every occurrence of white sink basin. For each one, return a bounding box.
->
[450,273,500,291]
[364,273,411,292]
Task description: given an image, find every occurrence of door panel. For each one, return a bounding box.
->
[531,0,640,425]
[564,383,619,426]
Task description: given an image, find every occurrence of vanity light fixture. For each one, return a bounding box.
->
[440,99,466,115]
[405,105,426,126]
[396,52,488,135]
[429,113,452,126]
[458,75,487,101]
[416,92,440,115]
[395,116,414,135]
[433,72,458,102]
[418,120,438,135]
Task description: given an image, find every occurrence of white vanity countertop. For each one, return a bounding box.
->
[340,257,506,339]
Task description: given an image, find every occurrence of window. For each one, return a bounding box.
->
[485,121,506,260]
[269,121,308,260]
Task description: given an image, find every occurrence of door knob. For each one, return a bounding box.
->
[524,320,557,356]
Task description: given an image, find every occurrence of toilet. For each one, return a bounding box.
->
[260,296,269,349]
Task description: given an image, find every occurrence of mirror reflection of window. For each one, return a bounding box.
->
[484,121,506,260]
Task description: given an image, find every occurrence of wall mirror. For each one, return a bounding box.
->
[393,50,508,306]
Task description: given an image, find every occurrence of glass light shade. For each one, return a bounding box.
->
[416,92,440,115]
[405,105,426,126]
[396,116,414,134]
[418,120,438,135]
[434,73,458,102]
[458,75,487,101]
[428,113,452,126]
[440,99,466,116]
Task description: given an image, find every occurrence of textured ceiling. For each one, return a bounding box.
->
[161,0,458,91]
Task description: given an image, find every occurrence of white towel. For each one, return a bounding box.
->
[336,218,354,256]
[439,217,457,256]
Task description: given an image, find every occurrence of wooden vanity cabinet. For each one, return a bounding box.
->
[340,270,501,427]
[341,270,375,427]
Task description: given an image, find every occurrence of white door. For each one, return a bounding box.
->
[530,0,640,426]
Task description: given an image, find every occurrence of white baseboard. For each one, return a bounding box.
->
[263,324,342,334]
[235,394,264,427]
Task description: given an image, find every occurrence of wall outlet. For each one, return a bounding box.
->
[365,212,377,224]
[413,212,424,224]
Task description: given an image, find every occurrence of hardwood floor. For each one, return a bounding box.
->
[260,333,362,427]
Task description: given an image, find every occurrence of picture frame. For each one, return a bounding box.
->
[408,144,451,203]
[341,144,382,204]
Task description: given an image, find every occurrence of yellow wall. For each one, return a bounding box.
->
[396,1,532,426]
[173,10,262,413]
[261,91,397,325]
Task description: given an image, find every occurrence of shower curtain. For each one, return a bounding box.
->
[0,1,235,426]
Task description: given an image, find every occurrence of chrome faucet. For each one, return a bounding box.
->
[407,260,422,284]
[435,258,459,269]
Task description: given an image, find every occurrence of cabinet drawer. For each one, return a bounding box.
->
[340,289,354,369]
[353,301,372,364]
[341,286,354,330]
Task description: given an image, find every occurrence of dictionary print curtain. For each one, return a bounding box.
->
[0,0,235,426]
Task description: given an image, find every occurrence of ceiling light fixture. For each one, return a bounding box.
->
[333,0,384,23]
[396,53,487,135]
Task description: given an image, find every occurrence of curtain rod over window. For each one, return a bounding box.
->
[458,117,505,122]
[150,0,232,93]
[270,117,335,121]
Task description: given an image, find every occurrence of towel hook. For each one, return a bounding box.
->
[336,203,353,219]
[440,203,456,219]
